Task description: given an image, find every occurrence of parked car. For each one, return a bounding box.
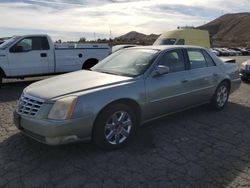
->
[230,48,249,56]
[240,60,250,82]
[210,48,220,56]
[213,48,229,56]
[229,49,241,56]
[0,34,111,85]
[14,45,241,150]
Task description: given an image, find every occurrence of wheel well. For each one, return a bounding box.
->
[82,58,99,70]
[0,68,6,77]
[92,99,142,134]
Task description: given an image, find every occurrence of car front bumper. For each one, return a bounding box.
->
[230,78,241,93]
[240,69,250,79]
[13,111,94,145]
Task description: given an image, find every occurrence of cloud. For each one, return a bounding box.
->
[0,0,248,41]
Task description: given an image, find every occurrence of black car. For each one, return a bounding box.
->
[230,48,249,56]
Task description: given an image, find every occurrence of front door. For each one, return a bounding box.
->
[7,36,50,76]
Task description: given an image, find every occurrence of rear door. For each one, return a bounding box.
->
[144,49,191,119]
[7,36,51,76]
[184,48,219,105]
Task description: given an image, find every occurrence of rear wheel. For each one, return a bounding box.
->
[82,59,99,70]
[93,103,137,150]
[211,82,230,110]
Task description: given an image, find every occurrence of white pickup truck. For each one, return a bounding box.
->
[0,34,111,85]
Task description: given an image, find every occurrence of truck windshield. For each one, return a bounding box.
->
[0,36,21,50]
[153,38,176,45]
[92,49,159,77]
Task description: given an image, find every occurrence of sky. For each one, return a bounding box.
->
[0,0,249,41]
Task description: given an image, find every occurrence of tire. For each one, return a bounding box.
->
[93,103,137,150]
[82,59,98,70]
[211,82,230,110]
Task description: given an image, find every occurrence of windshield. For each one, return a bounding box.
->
[153,38,176,45]
[0,36,21,50]
[92,48,159,77]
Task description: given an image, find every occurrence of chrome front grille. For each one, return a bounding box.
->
[17,94,44,116]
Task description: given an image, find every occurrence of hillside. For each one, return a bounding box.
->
[114,31,159,45]
[114,13,250,47]
[197,12,250,47]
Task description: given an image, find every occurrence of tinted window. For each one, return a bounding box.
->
[158,50,185,73]
[32,37,49,50]
[187,49,206,69]
[41,37,50,50]
[202,50,216,66]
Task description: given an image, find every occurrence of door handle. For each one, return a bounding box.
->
[213,73,218,76]
[40,53,47,57]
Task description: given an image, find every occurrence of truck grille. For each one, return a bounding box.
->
[17,94,44,116]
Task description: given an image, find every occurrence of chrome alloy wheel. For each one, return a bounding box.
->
[104,111,132,145]
[216,85,228,107]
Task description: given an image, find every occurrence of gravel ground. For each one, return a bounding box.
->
[0,56,250,187]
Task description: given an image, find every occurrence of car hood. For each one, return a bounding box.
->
[25,70,133,100]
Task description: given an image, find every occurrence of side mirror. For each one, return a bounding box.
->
[153,65,170,77]
[10,46,23,53]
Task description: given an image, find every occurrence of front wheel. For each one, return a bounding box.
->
[211,82,230,110]
[93,103,137,150]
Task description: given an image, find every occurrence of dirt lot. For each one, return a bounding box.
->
[0,57,250,187]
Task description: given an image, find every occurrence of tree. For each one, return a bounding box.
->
[79,37,86,43]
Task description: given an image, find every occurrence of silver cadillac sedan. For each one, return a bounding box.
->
[14,46,240,150]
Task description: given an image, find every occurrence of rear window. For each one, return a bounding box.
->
[32,37,49,50]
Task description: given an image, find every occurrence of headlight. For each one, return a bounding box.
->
[240,63,246,70]
[48,96,78,120]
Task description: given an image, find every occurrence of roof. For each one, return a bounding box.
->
[129,45,206,51]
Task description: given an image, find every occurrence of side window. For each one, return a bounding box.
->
[32,37,49,50]
[16,38,32,51]
[187,49,207,69]
[202,50,216,67]
[11,37,49,52]
[158,50,185,73]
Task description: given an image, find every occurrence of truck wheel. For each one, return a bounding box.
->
[211,82,230,110]
[93,103,137,150]
[82,59,99,70]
